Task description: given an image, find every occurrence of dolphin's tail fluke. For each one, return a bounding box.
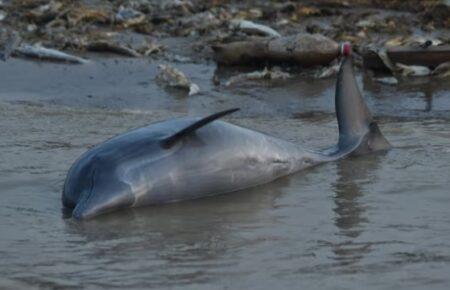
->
[324,54,391,159]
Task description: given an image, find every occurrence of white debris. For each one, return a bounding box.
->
[230,20,281,37]
[376,47,397,71]
[411,37,443,47]
[156,64,200,96]
[188,83,200,96]
[315,63,340,79]
[27,24,37,32]
[373,47,432,77]
[385,36,443,48]
[395,63,431,77]
[356,19,376,28]
[432,61,450,78]
[0,10,6,21]
[15,44,89,64]
[225,67,291,86]
[375,77,398,85]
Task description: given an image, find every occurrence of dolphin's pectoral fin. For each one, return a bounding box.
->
[160,108,240,149]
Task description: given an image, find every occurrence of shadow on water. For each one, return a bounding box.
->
[330,153,385,268]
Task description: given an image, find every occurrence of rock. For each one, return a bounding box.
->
[25,1,63,24]
[156,64,200,96]
[67,5,111,27]
[115,6,146,28]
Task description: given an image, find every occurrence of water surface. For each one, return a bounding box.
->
[0,58,449,289]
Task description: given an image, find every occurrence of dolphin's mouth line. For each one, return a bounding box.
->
[72,168,97,219]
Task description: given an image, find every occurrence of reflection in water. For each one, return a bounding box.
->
[362,71,450,115]
[331,154,384,267]
[423,84,433,112]
[63,178,291,287]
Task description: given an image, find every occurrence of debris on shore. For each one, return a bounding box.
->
[156,64,200,96]
[363,45,450,71]
[225,67,291,86]
[374,77,399,85]
[14,43,89,64]
[0,0,448,87]
[0,0,447,64]
[86,40,141,57]
[315,61,340,79]
[396,63,431,77]
[364,43,450,79]
[432,61,450,77]
[230,20,281,38]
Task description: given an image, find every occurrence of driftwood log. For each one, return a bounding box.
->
[212,33,340,66]
[363,46,450,71]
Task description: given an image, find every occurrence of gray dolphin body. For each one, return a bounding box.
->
[63,56,391,220]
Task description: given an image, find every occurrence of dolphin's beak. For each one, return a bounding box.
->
[72,205,95,220]
[72,185,134,220]
[72,191,98,220]
[72,207,94,220]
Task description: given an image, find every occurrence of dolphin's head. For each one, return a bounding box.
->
[63,151,135,220]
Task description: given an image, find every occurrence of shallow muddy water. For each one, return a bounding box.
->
[0,58,449,289]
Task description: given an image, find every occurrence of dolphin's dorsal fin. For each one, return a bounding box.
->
[161,108,240,148]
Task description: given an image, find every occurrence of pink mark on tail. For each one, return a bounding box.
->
[340,42,352,56]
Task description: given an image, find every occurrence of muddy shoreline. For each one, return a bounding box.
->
[1,0,449,63]
[1,55,449,119]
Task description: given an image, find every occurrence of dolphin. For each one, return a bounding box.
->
[63,55,391,220]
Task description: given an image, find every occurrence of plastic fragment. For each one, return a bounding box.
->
[374,77,399,85]
[230,20,281,37]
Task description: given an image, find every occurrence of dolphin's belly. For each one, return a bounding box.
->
[128,121,314,206]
